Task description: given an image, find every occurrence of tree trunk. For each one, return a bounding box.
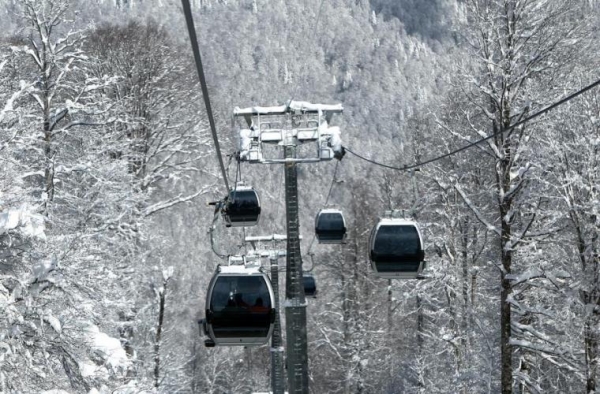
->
[500,157,513,394]
[500,264,512,394]
[341,271,352,394]
[154,280,168,389]
[417,294,425,393]
[41,43,54,214]
[584,293,599,394]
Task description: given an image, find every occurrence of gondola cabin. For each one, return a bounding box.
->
[203,265,275,346]
[302,274,317,297]
[369,218,425,279]
[315,209,346,244]
[223,185,261,227]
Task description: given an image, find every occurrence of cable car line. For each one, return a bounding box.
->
[225,153,237,186]
[304,160,340,259]
[324,160,339,207]
[209,210,228,259]
[181,0,230,193]
[230,159,242,202]
[343,76,600,172]
[304,253,317,273]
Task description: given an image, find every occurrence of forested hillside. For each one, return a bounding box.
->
[0,0,599,393]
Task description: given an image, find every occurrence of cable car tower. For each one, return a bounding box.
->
[234,101,343,394]
[244,235,287,394]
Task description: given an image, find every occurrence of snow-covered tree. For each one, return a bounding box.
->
[0,1,142,391]
[437,1,592,392]
[539,67,600,393]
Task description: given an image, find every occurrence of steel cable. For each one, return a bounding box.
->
[344,77,600,171]
[181,0,230,193]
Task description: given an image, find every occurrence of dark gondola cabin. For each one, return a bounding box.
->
[223,185,261,227]
[315,209,346,244]
[203,265,275,346]
[302,274,317,297]
[369,218,425,279]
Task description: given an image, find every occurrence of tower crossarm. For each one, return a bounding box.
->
[235,101,344,163]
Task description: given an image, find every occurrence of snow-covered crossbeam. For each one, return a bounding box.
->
[245,234,289,242]
[234,100,343,116]
[235,99,344,163]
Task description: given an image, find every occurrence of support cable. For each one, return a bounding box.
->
[304,253,317,273]
[209,209,227,259]
[344,77,600,172]
[303,160,340,271]
[181,0,230,193]
[323,160,339,207]
[226,153,235,181]
[231,158,241,202]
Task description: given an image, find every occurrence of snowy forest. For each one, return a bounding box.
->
[1,0,600,393]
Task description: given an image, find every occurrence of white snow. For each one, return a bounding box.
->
[327,126,343,153]
[510,166,527,181]
[85,324,130,373]
[111,381,151,394]
[454,185,501,236]
[54,164,88,174]
[0,205,46,240]
[234,101,343,115]
[0,209,20,232]
[235,104,288,115]
[288,101,343,112]
[21,170,45,179]
[162,266,174,281]
[239,128,252,159]
[506,268,543,285]
[0,83,32,122]
[43,315,62,334]
[219,264,262,275]
[79,359,98,378]
[283,299,308,307]
[32,258,56,282]
[317,120,343,157]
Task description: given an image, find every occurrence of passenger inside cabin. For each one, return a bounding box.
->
[250,297,269,313]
